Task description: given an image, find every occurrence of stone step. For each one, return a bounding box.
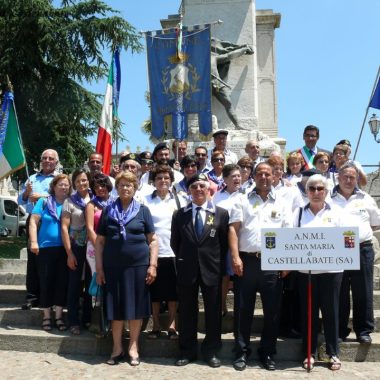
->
[1,305,380,334]
[0,326,379,362]
[0,259,27,273]
[0,272,26,285]
[3,282,380,313]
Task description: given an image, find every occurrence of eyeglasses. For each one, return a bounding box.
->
[308,186,325,192]
[41,156,56,161]
[212,158,225,163]
[190,183,207,189]
[195,153,207,157]
[155,176,171,181]
[185,163,197,169]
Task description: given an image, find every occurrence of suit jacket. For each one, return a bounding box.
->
[170,202,229,287]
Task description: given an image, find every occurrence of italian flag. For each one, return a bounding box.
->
[0,91,26,179]
[96,48,121,175]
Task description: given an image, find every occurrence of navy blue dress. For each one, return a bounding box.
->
[97,202,155,320]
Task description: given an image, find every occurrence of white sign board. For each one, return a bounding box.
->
[261,227,360,271]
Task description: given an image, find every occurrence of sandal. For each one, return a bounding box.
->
[168,329,178,340]
[42,318,52,331]
[55,318,67,331]
[69,325,81,335]
[302,356,314,371]
[148,330,161,339]
[106,352,125,365]
[329,356,341,371]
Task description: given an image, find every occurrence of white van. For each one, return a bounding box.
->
[0,195,28,236]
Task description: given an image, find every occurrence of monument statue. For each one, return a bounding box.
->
[211,38,254,130]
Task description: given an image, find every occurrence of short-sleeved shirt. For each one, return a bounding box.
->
[331,187,380,242]
[144,191,185,258]
[294,203,343,274]
[32,198,63,248]
[18,171,56,213]
[97,203,155,268]
[229,188,293,252]
[62,197,89,246]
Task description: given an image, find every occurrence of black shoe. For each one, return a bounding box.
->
[207,355,221,368]
[175,356,196,366]
[357,335,372,344]
[233,353,248,371]
[106,352,125,365]
[260,355,276,371]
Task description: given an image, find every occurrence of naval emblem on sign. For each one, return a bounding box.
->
[343,230,356,249]
[265,232,276,250]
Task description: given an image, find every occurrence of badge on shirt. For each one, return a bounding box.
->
[210,228,216,237]
[206,215,214,226]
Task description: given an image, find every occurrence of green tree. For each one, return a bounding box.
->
[0,0,142,175]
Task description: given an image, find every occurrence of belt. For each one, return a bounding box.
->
[360,240,373,248]
[240,251,261,259]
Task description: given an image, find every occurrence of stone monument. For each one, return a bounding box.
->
[160,0,284,157]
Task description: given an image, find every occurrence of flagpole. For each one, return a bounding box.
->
[353,66,380,160]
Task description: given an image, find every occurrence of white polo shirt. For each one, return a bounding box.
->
[331,187,380,243]
[143,191,185,258]
[294,203,344,274]
[229,188,293,253]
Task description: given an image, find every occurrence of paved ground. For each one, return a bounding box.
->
[0,351,379,379]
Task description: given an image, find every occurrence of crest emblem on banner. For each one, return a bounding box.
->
[265,232,276,250]
[161,54,201,100]
[343,230,356,249]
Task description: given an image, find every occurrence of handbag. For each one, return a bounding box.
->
[89,272,102,297]
[88,285,110,338]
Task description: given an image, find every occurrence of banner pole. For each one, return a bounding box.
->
[353,66,380,160]
[307,270,312,372]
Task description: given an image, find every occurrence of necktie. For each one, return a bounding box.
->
[195,206,204,239]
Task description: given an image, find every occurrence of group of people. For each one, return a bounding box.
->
[18,124,380,372]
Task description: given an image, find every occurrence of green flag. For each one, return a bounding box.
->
[0,91,26,179]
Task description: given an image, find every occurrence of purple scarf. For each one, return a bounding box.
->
[70,190,93,210]
[107,198,141,240]
[208,169,224,190]
[91,196,111,210]
[46,196,60,222]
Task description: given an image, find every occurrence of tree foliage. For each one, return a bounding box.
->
[0,0,142,175]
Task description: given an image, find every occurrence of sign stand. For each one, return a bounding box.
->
[306,270,312,372]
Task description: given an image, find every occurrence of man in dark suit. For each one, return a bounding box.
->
[171,173,229,368]
[298,125,331,170]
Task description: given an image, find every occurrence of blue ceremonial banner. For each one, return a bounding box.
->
[146,27,212,140]
[369,76,380,110]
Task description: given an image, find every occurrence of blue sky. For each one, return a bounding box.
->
[88,0,380,172]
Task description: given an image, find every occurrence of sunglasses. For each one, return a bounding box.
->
[308,186,325,192]
[212,158,225,163]
[185,163,197,169]
[141,159,153,165]
[239,165,252,170]
[190,183,207,189]
[195,153,207,157]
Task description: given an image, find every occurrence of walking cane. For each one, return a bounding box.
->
[306,269,312,372]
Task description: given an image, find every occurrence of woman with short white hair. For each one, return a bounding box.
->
[295,174,343,371]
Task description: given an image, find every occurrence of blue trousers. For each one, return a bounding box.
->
[339,244,374,338]
[234,253,282,356]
